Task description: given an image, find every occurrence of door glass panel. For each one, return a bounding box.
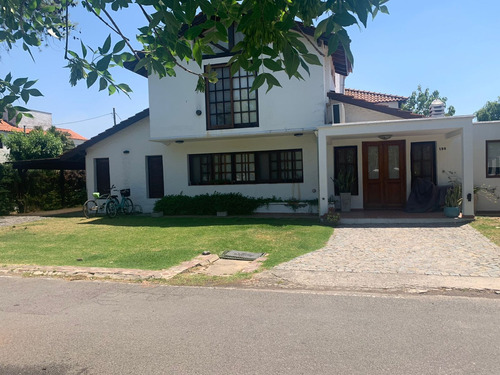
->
[388,145,400,179]
[368,146,379,179]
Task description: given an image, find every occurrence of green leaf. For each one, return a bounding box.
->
[327,34,339,55]
[263,58,282,72]
[99,77,107,91]
[302,53,321,66]
[13,77,28,86]
[20,90,29,103]
[96,54,112,71]
[86,71,98,88]
[23,80,37,89]
[250,74,265,92]
[108,85,116,95]
[28,89,42,97]
[81,41,87,58]
[283,43,300,78]
[112,40,126,54]
[117,83,132,93]
[193,40,202,66]
[101,35,112,54]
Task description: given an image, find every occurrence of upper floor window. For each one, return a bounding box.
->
[206,64,258,130]
[486,140,500,177]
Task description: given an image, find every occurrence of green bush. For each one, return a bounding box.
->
[0,164,16,215]
[154,192,270,215]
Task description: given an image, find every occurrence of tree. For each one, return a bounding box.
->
[1,0,390,122]
[401,85,455,117]
[4,126,64,161]
[475,97,500,121]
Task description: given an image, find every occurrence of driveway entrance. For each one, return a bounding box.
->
[274,223,500,278]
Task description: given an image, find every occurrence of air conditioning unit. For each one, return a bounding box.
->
[332,103,345,124]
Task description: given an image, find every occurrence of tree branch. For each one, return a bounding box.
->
[101,8,139,60]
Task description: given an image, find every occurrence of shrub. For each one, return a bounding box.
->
[154,192,270,215]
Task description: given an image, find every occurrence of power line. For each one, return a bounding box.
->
[52,113,112,126]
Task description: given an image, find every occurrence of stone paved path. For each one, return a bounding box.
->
[275,224,500,278]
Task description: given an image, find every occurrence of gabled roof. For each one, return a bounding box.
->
[328,91,423,119]
[60,108,150,161]
[125,15,352,77]
[0,120,23,133]
[345,89,407,104]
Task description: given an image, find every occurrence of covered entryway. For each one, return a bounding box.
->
[362,140,406,209]
[316,115,475,217]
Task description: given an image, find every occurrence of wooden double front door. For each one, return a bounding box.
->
[362,140,406,209]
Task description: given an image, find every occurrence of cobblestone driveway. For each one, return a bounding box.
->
[275,224,500,278]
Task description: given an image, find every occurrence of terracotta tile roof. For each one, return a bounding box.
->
[0,120,23,133]
[55,127,87,141]
[0,120,87,141]
[328,91,423,119]
[345,89,408,104]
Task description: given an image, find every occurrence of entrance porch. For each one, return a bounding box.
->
[317,115,475,217]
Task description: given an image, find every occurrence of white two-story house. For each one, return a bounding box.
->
[62,23,499,215]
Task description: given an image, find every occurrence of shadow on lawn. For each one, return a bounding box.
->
[78,215,322,228]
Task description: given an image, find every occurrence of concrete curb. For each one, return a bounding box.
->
[249,269,500,292]
[0,254,220,281]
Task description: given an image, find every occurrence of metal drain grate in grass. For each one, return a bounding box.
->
[219,250,265,261]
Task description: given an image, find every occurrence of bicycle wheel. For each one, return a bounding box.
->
[83,200,98,218]
[123,198,134,215]
[106,200,118,218]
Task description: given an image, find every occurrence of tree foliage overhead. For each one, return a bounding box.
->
[4,126,67,161]
[1,0,390,123]
[401,85,455,117]
[475,97,500,121]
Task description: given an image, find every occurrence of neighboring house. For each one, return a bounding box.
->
[0,111,87,163]
[61,23,499,215]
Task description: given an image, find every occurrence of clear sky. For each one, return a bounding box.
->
[1,0,499,139]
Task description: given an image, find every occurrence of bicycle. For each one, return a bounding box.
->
[83,185,132,218]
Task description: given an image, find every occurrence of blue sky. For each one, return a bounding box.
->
[1,0,499,139]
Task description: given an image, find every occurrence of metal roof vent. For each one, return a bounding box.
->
[429,99,445,117]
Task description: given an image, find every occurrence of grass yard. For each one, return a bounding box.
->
[0,216,333,270]
[470,216,500,246]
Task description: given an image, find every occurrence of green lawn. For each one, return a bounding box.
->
[0,216,333,270]
[470,216,500,246]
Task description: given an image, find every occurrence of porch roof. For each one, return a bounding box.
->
[317,115,475,140]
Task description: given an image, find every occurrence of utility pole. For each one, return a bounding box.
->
[113,108,117,126]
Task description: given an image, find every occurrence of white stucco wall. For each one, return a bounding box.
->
[85,116,167,213]
[342,103,402,123]
[163,133,318,202]
[473,121,500,212]
[85,117,319,213]
[148,42,330,140]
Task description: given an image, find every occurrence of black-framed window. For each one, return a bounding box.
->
[189,149,302,185]
[206,64,258,130]
[95,158,110,194]
[147,155,164,198]
[411,141,436,185]
[486,140,500,178]
[334,146,358,195]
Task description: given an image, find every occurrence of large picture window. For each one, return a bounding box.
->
[147,155,164,198]
[189,149,302,185]
[334,146,358,195]
[486,140,500,177]
[206,65,258,130]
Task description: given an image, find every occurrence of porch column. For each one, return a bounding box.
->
[462,123,474,217]
[317,129,329,215]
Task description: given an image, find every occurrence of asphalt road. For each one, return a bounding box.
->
[1,277,499,375]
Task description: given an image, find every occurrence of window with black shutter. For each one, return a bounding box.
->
[147,155,164,198]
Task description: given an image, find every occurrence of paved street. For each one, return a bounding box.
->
[1,277,500,374]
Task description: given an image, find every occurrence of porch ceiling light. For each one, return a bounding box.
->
[378,134,392,140]
[175,140,184,144]
[294,133,303,137]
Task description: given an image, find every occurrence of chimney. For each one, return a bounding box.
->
[429,99,445,117]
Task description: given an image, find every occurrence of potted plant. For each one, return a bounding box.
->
[444,182,462,218]
[333,170,356,212]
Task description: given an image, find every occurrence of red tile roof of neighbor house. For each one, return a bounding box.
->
[0,120,87,141]
[345,89,408,104]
